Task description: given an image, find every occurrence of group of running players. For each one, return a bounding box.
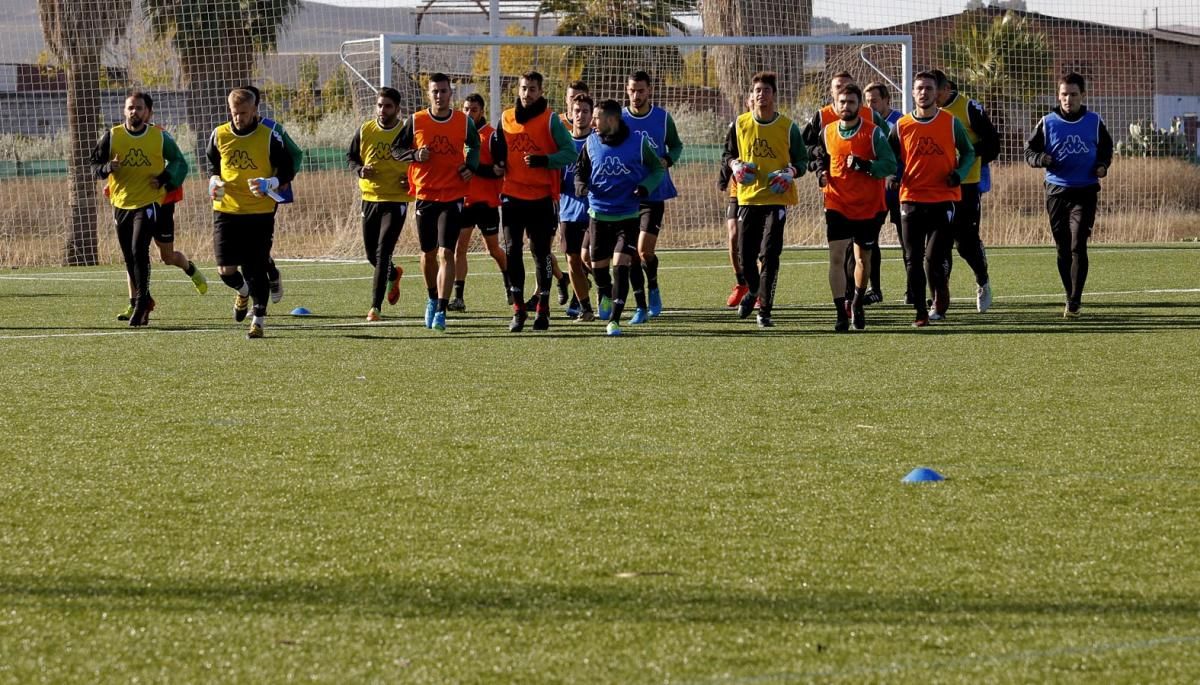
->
[92,66,1110,337]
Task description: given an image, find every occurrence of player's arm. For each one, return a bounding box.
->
[1096,119,1113,173]
[951,118,976,183]
[159,132,188,190]
[663,113,683,167]
[463,117,481,170]
[205,129,222,176]
[269,131,296,186]
[90,130,113,179]
[274,122,305,168]
[720,121,740,168]
[867,126,897,179]
[543,116,578,170]
[1023,118,1052,168]
[788,121,808,177]
[887,125,905,184]
[490,126,507,167]
[802,110,825,169]
[573,142,592,196]
[346,128,365,176]
[388,117,419,162]
[638,137,665,195]
[967,100,1000,164]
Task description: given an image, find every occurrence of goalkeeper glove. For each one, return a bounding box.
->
[767,166,796,194]
[249,177,280,198]
[730,160,757,184]
[208,176,226,201]
[847,154,872,174]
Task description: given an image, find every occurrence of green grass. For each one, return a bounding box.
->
[1,245,1199,684]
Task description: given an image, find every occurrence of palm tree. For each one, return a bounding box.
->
[540,0,697,102]
[701,0,812,112]
[38,0,132,266]
[142,0,302,161]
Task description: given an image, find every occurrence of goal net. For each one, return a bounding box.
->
[1,0,1197,267]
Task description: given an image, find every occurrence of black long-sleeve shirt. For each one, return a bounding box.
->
[1024,105,1113,194]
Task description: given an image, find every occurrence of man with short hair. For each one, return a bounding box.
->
[865,81,904,303]
[575,99,664,336]
[888,71,975,328]
[721,71,807,328]
[623,70,683,318]
[1024,72,1112,318]
[491,70,578,332]
[91,91,190,326]
[816,83,896,331]
[559,93,597,321]
[347,86,411,322]
[389,73,480,332]
[206,88,296,338]
[932,69,1000,314]
[451,93,509,311]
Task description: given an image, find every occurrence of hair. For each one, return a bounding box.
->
[928,69,949,88]
[428,72,451,87]
[597,99,623,118]
[520,71,544,87]
[864,82,890,101]
[464,93,485,109]
[830,70,853,82]
[627,70,652,85]
[240,84,261,104]
[126,90,153,110]
[1059,72,1087,93]
[751,71,777,93]
[836,83,864,104]
[913,71,939,88]
[567,80,589,93]
[228,88,256,107]
[377,87,402,105]
[571,93,595,110]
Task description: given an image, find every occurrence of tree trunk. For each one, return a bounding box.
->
[62,47,102,266]
[702,1,812,111]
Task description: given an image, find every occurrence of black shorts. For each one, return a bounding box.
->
[415,199,463,252]
[589,217,640,263]
[154,202,176,243]
[639,201,665,236]
[362,200,408,236]
[559,219,589,254]
[213,211,274,267]
[825,209,884,247]
[460,202,500,236]
[725,197,739,222]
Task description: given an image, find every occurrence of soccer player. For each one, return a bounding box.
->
[347,86,411,322]
[932,70,1000,314]
[623,70,683,318]
[389,73,480,332]
[451,93,508,312]
[887,71,975,327]
[865,81,905,303]
[242,85,302,304]
[574,99,664,336]
[90,91,189,326]
[718,93,755,308]
[1024,72,1112,318]
[722,71,807,328]
[559,93,597,321]
[491,70,578,332]
[207,88,296,338]
[815,83,896,331]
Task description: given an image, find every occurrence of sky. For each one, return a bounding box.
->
[310,0,1198,33]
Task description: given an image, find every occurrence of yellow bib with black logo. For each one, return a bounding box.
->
[107,125,166,210]
[734,111,798,206]
[213,122,276,215]
[358,119,413,203]
[941,94,982,184]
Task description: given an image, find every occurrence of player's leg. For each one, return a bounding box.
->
[362,200,385,320]
[638,202,664,316]
[479,208,509,300]
[850,218,881,331]
[529,199,556,329]
[755,206,785,327]
[127,206,157,326]
[955,183,991,312]
[153,203,207,295]
[925,203,955,321]
[113,209,139,320]
[1064,190,1095,317]
[826,210,853,332]
[241,216,273,338]
[213,213,252,322]
[1046,192,1074,304]
[901,204,929,326]
[451,223,472,312]
[561,221,592,320]
[414,200,441,329]
[736,207,763,319]
[265,255,283,304]
[501,198,528,320]
[610,219,639,330]
[589,219,615,322]
[726,200,748,307]
[431,201,461,331]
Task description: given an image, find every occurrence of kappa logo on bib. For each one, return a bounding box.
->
[226,149,259,170]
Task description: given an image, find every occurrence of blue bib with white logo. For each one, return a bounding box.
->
[1044,111,1101,188]
[585,132,648,217]
[558,136,589,223]
[622,106,677,201]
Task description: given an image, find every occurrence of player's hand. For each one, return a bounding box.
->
[359,165,375,178]
[1037,153,1056,169]
[458,164,474,182]
[248,176,280,198]
[398,178,409,193]
[149,177,162,189]
[946,171,961,187]
[493,161,506,177]
[1094,165,1107,179]
[886,177,900,192]
[767,166,795,194]
[660,155,672,169]
[633,185,648,199]
[525,154,549,168]
[817,170,829,188]
[731,160,757,184]
[414,146,431,163]
[109,155,121,171]
[208,175,226,200]
[847,154,872,174]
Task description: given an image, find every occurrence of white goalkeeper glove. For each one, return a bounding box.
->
[208,176,225,201]
[248,176,281,199]
[767,166,796,194]
[730,160,757,184]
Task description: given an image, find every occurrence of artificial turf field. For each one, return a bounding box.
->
[1,245,1199,684]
